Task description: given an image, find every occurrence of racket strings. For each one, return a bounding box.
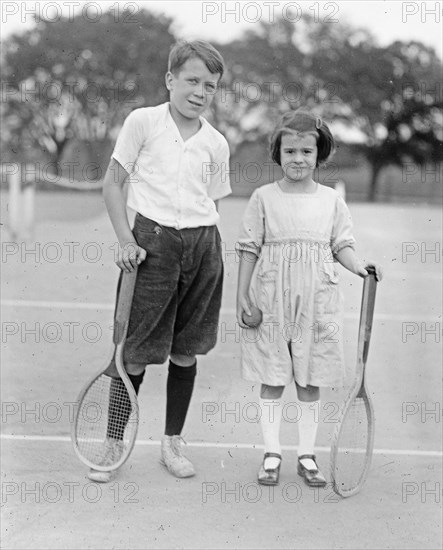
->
[75,374,137,467]
[107,378,133,440]
[333,397,370,493]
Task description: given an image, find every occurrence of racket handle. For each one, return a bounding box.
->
[114,268,138,344]
[357,269,377,365]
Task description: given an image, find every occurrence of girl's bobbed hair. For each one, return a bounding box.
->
[270,110,335,167]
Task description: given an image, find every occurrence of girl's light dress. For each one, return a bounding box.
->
[237,182,356,388]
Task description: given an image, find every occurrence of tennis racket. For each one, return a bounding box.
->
[72,268,139,471]
[330,267,378,497]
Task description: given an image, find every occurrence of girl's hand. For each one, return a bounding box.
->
[237,295,252,328]
[357,261,383,282]
[117,240,147,272]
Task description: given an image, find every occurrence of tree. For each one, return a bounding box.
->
[212,18,313,153]
[213,15,442,200]
[305,22,442,200]
[1,9,175,167]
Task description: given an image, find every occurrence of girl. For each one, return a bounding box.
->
[236,109,383,486]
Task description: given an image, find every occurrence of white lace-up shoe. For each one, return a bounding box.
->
[87,438,124,483]
[160,435,195,478]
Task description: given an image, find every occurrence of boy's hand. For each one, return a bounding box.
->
[117,241,147,272]
[237,295,252,328]
[357,261,383,282]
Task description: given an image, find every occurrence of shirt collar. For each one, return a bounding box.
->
[166,102,207,143]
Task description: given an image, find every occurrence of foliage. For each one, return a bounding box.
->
[2,9,441,199]
[213,15,442,199]
[1,9,175,164]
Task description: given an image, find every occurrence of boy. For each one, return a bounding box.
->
[88,40,231,482]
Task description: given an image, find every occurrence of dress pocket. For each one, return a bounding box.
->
[315,265,340,315]
[321,260,339,285]
[256,269,278,314]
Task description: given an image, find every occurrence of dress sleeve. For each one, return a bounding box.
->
[208,138,232,201]
[331,195,356,257]
[236,189,265,257]
[111,109,146,173]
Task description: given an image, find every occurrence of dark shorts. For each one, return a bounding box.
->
[118,213,223,366]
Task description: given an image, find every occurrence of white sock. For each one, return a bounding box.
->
[259,397,282,469]
[297,400,320,470]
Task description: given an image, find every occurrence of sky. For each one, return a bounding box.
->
[1,0,442,58]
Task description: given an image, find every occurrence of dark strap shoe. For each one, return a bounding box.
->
[297,454,327,487]
[257,452,282,486]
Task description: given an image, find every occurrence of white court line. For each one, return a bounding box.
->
[1,300,114,310]
[0,300,441,321]
[1,434,442,457]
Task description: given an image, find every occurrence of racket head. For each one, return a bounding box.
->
[72,353,139,471]
[330,385,375,497]
[330,268,378,497]
[72,269,140,471]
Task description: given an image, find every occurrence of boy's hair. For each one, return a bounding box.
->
[270,109,335,167]
[168,40,225,79]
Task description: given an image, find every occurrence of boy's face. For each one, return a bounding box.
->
[165,57,220,120]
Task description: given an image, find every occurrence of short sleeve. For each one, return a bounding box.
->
[236,190,265,257]
[331,196,356,257]
[207,138,231,201]
[111,109,147,174]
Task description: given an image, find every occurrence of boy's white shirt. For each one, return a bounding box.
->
[112,102,231,229]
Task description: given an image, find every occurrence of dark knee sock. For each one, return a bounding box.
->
[165,360,197,436]
[128,372,145,395]
[106,371,145,440]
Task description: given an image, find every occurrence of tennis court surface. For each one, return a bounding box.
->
[1,192,442,549]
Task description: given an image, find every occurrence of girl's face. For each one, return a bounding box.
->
[280,131,318,183]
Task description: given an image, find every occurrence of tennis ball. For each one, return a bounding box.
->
[242,306,263,328]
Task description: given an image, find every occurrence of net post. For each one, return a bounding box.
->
[8,162,21,240]
[23,162,36,240]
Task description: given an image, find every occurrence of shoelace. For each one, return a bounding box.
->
[100,439,124,466]
[171,435,187,456]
